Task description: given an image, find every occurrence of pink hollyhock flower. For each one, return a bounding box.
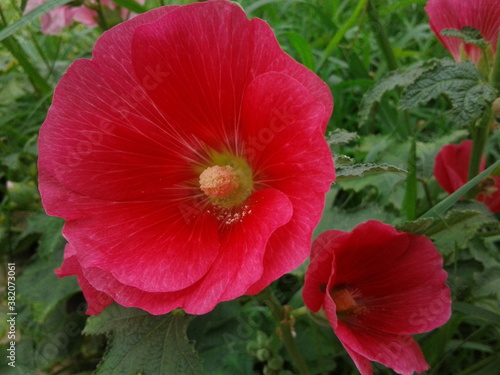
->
[425,0,500,65]
[434,140,500,212]
[303,221,451,375]
[25,0,145,35]
[38,1,334,315]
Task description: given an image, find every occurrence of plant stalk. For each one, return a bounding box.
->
[466,106,492,193]
[402,136,417,220]
[260,288,310,375]
[367,0,398,71]
[317,0,369,71]
[467,31,500,190]
[490,29,500,93]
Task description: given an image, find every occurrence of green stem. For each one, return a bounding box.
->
[402,136,417,220]
[290,306,309,319]
[260,288,310,375]
[317,0,369,72]
[419,177,434,211]
[95,0,109,31]
[490,29,500,92]
[466,106,492,196]
[467,31,500,195]
[367,0,398,71]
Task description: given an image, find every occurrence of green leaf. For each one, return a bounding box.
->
[0,0,74,42]
[26,212,65,258]
[188,301,262,375]
[473,266,500,299]
[327,129,359,147]
[17,246,79,323]
[453,301,500,326]
[397,209,482,237]
[358,59,442,126]
[111,0,147,14]
[84,304,205,375]
[336,163,406,181]
[286,32,314,71]
[398,207,496,255]
[400,60,497,127]
[441,27,490,49]
[334,154,354,165]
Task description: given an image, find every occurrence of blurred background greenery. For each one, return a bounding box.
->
[1,1,498,374]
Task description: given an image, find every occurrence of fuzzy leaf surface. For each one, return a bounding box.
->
[441,27,490,49]
[358,59,442,126]
[327,129,359,147]
[336,163,406,181]
[400,60,497,127]
[84,304,204,375]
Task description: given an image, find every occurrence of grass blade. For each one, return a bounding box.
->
[0,0,74,42]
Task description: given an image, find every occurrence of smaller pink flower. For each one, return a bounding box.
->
[24,0,145,35]
[25,0,76,35]
[303,221,451,375]
[425,0,500,64]
[434,140,500,212]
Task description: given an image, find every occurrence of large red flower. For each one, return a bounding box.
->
[39,1,334,315]
[303,221,451,375]
[425,0,500,64]
[434,140,500,212]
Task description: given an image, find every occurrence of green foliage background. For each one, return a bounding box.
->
[1,0,499,374]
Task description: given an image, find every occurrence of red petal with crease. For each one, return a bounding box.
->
[336,323,429,375]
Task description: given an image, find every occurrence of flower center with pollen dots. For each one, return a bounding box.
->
[199,159,253,209]
[200,165,239,198]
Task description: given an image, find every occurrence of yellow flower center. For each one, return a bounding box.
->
[330,286,365,320]
[199,165,239,198]
[330,288,358,312]
[197,152,253,209]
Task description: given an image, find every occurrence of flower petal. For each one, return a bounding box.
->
[183,188,293,313]
[434,140,481,193]
[131,1,332,152]
[38,6,191,204]
[62,196,220,293]
[239,72,334,294]
[55,244,113,315]
[43,170,221,294]
[342,343,374,375]
[303,230,348,313]
[331,221,451,334]
[336,322,429,375]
